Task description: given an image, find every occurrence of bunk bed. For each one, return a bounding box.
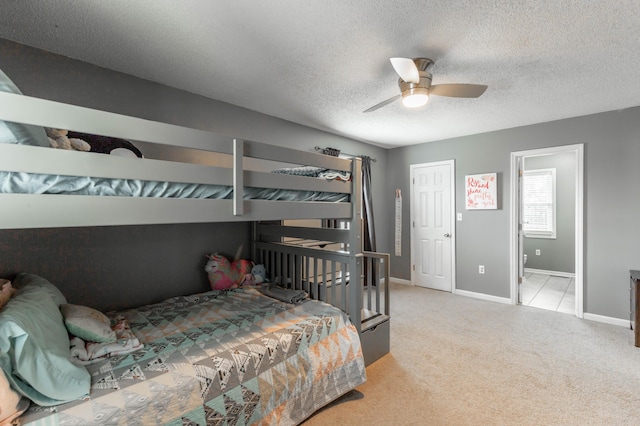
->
[0,71,390,425]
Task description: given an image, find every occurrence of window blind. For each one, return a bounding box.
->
[522,168,556,237]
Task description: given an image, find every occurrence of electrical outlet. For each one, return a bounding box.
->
[479,265,485,274]
[535,249,541,256]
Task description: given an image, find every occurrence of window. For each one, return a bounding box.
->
[522,168,556,238]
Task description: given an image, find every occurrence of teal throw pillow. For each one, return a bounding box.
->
[0,280,90,406]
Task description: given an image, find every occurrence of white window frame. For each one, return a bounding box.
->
[522,168,556,239]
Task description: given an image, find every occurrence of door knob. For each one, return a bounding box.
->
[444,233,451,238]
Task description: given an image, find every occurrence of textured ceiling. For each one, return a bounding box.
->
[1,1,640,148]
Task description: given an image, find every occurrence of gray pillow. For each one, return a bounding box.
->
[12,272,67,307]
[0,68,50,147]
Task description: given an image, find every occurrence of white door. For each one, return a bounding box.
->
[411,161,454,291]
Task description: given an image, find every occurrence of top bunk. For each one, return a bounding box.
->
[0,78,362,230]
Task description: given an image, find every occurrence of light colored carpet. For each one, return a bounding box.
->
[304,282,640,425]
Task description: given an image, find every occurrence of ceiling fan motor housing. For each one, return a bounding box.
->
[399,71,432,100]
[363,57,487,113]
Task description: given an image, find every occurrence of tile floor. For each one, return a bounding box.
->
[521,272,575,315]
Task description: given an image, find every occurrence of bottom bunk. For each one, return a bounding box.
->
[1,273,366,426]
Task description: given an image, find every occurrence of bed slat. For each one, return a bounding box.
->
[0,92,233,153]
[244,140,351,171]
[0,196,352,229]
[255,223,352,244]
[0,143,233,184]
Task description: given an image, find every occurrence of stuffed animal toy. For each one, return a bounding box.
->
[68,131,144,157]
[204,254,252,290]
[241,264,267,286]
[251,264,267,284]
[0,279,15,311]
[45,128,91,152]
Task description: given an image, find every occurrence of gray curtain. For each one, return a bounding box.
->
[361,156,377,286]
[361,156,376,252]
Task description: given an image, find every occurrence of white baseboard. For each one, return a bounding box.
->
[390,277,412,286]
[454,289,512,305]
[583,312,630,328]
[524,268,575,278]
[390,277,628,328]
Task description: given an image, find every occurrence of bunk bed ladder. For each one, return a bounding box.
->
[358,251,391,366]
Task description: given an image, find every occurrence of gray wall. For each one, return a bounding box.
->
[3,38,639,321]
[0,39,388,310]
[387,109,640,320]
[523,152,576,273]
[0,224,251,312]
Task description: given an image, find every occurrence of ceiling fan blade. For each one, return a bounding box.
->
[363,94,402,113]
[390,57,420,83]
[429,84,488,98]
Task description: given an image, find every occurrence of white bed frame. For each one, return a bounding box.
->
[0,90,390,365]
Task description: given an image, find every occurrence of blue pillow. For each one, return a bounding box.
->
[0,68,50,147]
[0,275,90,406]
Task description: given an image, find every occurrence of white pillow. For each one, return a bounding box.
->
[60,304,116,343]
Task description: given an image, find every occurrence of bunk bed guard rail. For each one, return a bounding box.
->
[253,240,389,334]
[0,91,359,228]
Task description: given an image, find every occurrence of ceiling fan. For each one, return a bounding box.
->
[364,57,488,113]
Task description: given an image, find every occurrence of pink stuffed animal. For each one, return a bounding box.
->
[204,254,252,290]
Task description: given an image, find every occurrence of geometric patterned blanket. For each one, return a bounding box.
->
[19,287,366,425]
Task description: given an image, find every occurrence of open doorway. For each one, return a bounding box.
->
[509,144,584,317]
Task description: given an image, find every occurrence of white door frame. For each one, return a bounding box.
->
[410,160,456,291]
[509,144,584,317]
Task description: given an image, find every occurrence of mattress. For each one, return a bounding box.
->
[19,287,366,425]
[0,171,350,202]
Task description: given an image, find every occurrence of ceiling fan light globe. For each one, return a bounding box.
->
[402,92,429,108]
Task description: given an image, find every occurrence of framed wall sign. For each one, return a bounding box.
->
[465,173,497,209]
